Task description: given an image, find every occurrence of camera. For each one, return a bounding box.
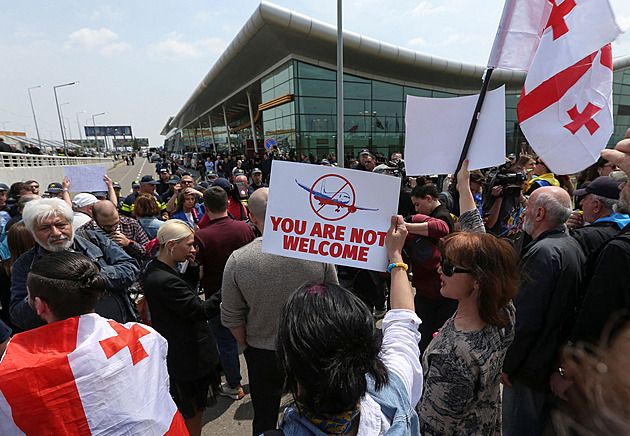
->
[494,169,527,197]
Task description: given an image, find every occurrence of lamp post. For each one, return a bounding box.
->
[76,111,86,145]
[27,85,43,148]
[92,112,107,153]
[0,121,8,131]
[53,81,78,148]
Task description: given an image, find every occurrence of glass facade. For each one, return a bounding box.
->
[257,60,630,161]
[171,59,630,160]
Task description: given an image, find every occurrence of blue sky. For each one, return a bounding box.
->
[2,0,630,148]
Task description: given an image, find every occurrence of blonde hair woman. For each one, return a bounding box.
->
[142,220,221,436]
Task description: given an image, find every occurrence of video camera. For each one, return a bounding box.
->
[493,164,527,197]
[380,159,406,180]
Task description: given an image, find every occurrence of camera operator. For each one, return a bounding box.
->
[483,163,528,252]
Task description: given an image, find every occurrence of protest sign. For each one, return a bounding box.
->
[262,161,400,272]
[404,86,506,176]
[63,166,108,193]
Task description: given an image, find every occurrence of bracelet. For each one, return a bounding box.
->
[387,262,408,273]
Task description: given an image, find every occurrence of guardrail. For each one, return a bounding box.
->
[0,152,114,168]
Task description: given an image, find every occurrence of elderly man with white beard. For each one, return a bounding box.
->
[9,198,140,330]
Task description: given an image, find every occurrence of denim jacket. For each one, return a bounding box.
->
[9,230,140,330]
[138,216,164,240]
[279,372,419,436]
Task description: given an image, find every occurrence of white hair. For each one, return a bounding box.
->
[590,193,617,212]
[532,191,572,225]
[22,198,74,232]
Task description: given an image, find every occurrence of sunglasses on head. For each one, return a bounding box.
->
[440,257,472,277]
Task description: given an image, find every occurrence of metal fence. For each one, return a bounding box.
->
[0,152,114,168]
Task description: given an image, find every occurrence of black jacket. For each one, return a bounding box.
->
[570,224,630,344]
[143,259,220,381]
[503,227,585,391]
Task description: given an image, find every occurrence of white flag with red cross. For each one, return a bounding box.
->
[0,314,188,435]
[516,0,621,174]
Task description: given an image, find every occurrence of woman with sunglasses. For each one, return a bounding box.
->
[417,160,519,435]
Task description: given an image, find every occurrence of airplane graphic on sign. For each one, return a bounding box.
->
[295,174,378,221]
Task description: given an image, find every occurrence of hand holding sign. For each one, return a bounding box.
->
[263,161,400,272]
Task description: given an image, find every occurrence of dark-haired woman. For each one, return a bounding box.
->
[276,215,422,435]
[171,190,201,229]
[417,160,518,435]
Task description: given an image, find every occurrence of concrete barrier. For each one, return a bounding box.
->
[0,153,116,191]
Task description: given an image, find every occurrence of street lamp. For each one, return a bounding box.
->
[76,111,86,145]
[92,112,107,153]
[27,85,43,148]
[53,81,79,148]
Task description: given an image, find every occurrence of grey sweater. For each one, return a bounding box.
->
[221,237,339,350]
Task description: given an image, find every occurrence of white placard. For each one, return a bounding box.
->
[262,161,401,272]
[404,86,506,175]
[63,166,108,193]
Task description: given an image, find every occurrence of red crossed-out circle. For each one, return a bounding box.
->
[309,174,356,221]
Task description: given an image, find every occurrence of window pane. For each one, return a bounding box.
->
[298,97,336,115]
[404,87,432,98]
[343,73,370,83]
[297,78,336,97]
[344,99,371,116]
[373,100,403,117]
[373,81,403,101]
[299,115,336,132]
[344,82,371,99]
[298,62,335,80]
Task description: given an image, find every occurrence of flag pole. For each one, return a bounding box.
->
[455,68,494,174]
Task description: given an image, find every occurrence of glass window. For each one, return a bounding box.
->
[298,78,336,97]
[432,91,457,98]
[274,63,292,86]
[263,119,276,135]
[622,72,630,85]
[298,62,336,80]
[373,81,403,101]
[344,99,371,116]
[614,83,622,95]
[298,97,336,115]
[344,115,371,132]
[273,80,293,99]
[261,73,274,93]
[404,87,431,98]
[299,115,336,132]
[373,100,403,117]
[344,81,371,99]
[343,73,370,83]
[620,94,630,106]
[622,85,630,96]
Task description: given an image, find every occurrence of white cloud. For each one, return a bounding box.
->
[101,42,132,55]
[65,28,119,50]
[148,32,227,60]
[411,1,448,15]
[407,36,429,47]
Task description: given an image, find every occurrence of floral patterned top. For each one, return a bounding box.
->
[417,302,516,435]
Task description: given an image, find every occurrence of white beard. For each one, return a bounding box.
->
[614,194,630,215]
[37,233,74,252]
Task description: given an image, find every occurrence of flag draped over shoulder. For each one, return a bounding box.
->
[0,314,188,435]
[515,0,621,174]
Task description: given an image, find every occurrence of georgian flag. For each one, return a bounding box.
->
[0,314,188,435]
[516,0,621,174]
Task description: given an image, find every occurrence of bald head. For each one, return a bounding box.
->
[248,188,268,233]
[235,175,248,186]
[92,200,118,220]
[524,186,572,238]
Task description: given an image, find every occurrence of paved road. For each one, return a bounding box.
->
[108,160,260,434]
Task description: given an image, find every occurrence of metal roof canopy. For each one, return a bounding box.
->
[167,0,630,133]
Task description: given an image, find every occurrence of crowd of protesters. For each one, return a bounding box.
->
[1,137,630,435]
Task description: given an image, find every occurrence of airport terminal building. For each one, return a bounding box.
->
[162,1,630,161]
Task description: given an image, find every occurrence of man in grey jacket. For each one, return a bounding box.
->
[221,188,338,436]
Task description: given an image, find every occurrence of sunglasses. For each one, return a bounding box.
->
[440,257,472,277]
